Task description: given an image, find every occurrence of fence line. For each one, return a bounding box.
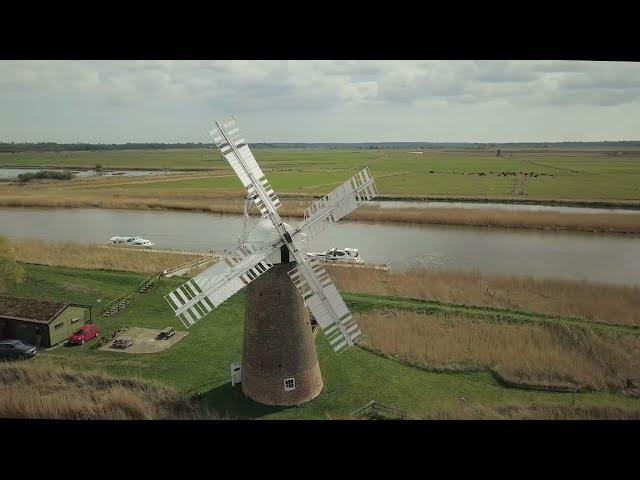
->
[351,400,407,419]
[163,255,219,278]
[101,273,159,316]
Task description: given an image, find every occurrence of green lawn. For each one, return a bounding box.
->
[5,263,640,419]
[99,170,354,195]
[2,148,640,200]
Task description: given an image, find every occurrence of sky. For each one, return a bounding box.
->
[1,60,638,144]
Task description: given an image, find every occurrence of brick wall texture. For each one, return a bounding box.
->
[241,262,323,406]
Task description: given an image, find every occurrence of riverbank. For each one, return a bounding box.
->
[9,238,640,328]
[372,194,640,210]
[6,262,640,419]
[327,266,640,327]
[11,239,205,274]
[351,205,640,234]
[2,193,640,234]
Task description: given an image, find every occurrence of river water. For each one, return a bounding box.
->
[373,200,640,215]
[1,207,639,286]
[0,168,172,179]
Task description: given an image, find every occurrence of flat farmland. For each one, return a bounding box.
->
[2,147,640,200]
[2,147,640,236]
[0,149,222,170]
[94,169,356,195]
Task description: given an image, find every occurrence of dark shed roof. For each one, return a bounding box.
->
[0,296,69,324]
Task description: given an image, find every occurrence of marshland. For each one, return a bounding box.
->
[2,146,640,232]
[3,238,640,419]
[2,145,640,420]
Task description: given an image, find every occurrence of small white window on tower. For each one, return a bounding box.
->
[284,378,296,392]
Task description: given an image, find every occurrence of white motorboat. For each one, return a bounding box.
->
[109,235,155,248]
[109,235,141,244]
[306,247,362,264]
[132,238,155,247]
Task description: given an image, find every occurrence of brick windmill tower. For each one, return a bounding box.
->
[164,118,378,406]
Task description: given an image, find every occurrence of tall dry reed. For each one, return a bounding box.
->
[2,182,640,233]
[0,361,219,420]
[347,205,640,234]
[328,266,640,326]
[12,239,205,274]
[358,310,640,391]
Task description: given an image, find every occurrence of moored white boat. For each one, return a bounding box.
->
[132,238,155,247]
[305,247,362,264]
[109,235,140,244]
[108,235,155,248]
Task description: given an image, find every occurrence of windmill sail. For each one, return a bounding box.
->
[164,245,278,328]
[287,167,377,352]
[209,119,281,216]
[298,167,378,238]
[287,258,363,353]
[166,117,377,356]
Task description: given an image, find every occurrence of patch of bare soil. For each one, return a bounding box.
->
[100,327,188,354]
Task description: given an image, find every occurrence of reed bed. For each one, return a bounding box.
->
[347,205,640,234]
[0,361,220,420]
[0,235,24,291]
[0,190,308,217]
[359,310,640,392]
[328,266,640,326]
[2,185,640,233]
[12,239,204,274]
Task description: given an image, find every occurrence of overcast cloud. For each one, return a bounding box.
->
[0,60,638,143]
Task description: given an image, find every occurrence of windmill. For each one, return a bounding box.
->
[164,118,378,406]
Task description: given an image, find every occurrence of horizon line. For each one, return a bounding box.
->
[2,140,640,146]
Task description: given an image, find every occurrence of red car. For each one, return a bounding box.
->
[68,324,100,345]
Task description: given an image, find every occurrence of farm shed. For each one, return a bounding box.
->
[0,296,92,347]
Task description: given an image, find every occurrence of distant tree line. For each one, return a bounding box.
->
[1,140,640,153]
[0,142,215,153]
[17,170,74,182]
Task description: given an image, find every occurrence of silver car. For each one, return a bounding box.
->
[0,339,37,360]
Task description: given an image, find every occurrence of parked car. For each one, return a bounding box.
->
[0,339,37,360]
[68,324,101,345]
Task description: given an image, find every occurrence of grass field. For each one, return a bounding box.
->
[2,147,640,201]
[4,263,640,419]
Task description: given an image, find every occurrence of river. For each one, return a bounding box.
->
[373,200,640,215]
[1,207,639,286]
[0,168,173,179]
